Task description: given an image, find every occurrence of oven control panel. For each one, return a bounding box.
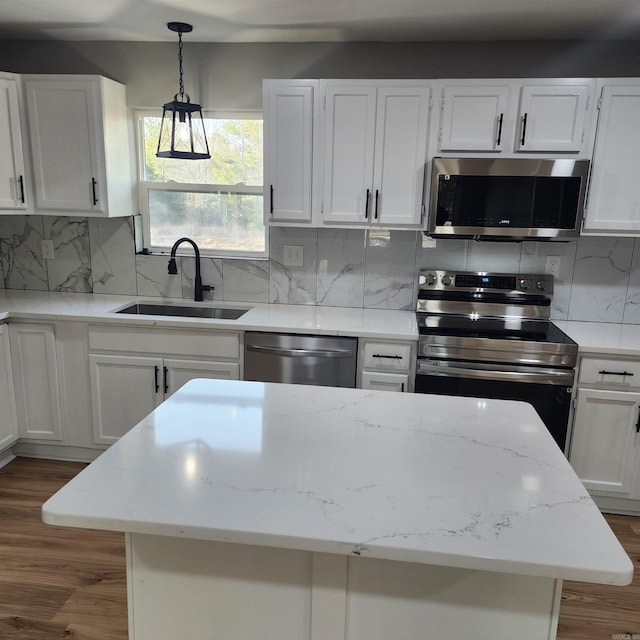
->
[418,270,553,295]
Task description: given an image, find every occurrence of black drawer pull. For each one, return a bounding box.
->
[154,366,160,393]
[372,354,402,359]
[163,366,169,394]
[496,113,504,146]
[636,407,640,434]
[598,370,634,376]
[91,177,98,205]
[18,175,25,203]
[520,113,528,146]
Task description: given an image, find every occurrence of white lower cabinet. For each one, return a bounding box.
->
[569,355,640,512]
[0,325,18,451]
[88,325,241,445]
[9,323,63,441]
[358,339,415,392]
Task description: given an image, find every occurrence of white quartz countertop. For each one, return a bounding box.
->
[43,378,632,586]
[556,320,640,357]
[0,290,417,340]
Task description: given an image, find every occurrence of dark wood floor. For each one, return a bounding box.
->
[0,457,638,639]
[0,458,126,639]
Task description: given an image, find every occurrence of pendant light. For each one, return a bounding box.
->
[156,22,211,160]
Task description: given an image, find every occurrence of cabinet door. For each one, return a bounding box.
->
[516,84,590,152]
[438,85,510,152]
[0,75,28,211]
[264,82,315,224]
[569,388,640,495]
[322,85,377,224]
[583,84,640,233]
[163,359,240,399]
[361,371,409,393]
[0,325,18,450]
[373,87,430,226]
[9,324,63,441]
[89,354,163,445]
[25,76,104,213]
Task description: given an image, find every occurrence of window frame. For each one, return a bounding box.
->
[135,108,268,258]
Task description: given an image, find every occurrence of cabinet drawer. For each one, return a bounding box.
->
[578,357,640,388]
[361,341,413,371]
[88,325,240,360]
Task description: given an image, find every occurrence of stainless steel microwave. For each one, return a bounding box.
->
[428,157,590,240]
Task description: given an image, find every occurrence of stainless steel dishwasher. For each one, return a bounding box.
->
[244,332,357,387]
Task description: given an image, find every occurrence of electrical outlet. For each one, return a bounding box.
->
[41,239,55,260]
[319,259,328,275]
[283,245,304,267]
[545,255,561,277]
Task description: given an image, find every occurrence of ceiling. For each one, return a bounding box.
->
[1,0,640,43]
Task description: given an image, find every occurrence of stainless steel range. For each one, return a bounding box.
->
[415,270,577,452]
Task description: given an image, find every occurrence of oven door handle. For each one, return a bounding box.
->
[417,361,574,385]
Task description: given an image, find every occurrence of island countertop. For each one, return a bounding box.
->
[43,379,632,586]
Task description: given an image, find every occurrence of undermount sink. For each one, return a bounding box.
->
[114,303,250,320]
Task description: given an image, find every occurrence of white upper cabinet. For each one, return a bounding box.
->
[0,73,29,212]
[516,83,591,152]
[583,80,640,235]
[321,81,431,228]
[24,74,133,217]
[436,79,595,156]
[438,85,510,152]
[263,80,317,225]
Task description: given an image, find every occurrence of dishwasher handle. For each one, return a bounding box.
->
[246,344,355,358]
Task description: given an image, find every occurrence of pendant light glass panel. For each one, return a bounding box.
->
[157,98,210,159]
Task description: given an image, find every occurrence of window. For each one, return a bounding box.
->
[137,111,266,256]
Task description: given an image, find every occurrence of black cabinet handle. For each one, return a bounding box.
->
[374,189,379,220]
[154,366,160,393]
[91,178,98,205]
[401,382,405,392]
[496,113,504,146]
[598,370,634,376]
[636,407,640,434]
[520,113,528,146]
[372,354,402,359]
[163,367,169,394]
[18,175,25,204]
[364,188,370,219]
[270,185,274,214]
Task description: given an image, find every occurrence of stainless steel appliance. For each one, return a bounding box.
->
[428,157,590,240]
[244,332,357,388]
[415,270,577,452]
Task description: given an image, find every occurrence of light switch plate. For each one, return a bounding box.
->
[545,256,561,277]
[41,239,55,260]
[283,245,304,267]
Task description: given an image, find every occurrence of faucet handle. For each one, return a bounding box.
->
[167,257,178,274]
[201,284,213,293]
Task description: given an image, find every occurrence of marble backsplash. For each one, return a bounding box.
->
[0,215,639,323]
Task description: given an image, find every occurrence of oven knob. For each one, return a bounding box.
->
[536,280,548,291]
[442,275,452,286]
[426,272,436,286]
[519,278,530,290]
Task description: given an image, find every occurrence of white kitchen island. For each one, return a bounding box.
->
[43,379,632,640]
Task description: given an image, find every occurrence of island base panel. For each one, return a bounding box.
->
[126,533,561,640]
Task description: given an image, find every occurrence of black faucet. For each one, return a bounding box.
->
[168,237,212,302]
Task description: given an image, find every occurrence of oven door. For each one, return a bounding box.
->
[415,360,574,453]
